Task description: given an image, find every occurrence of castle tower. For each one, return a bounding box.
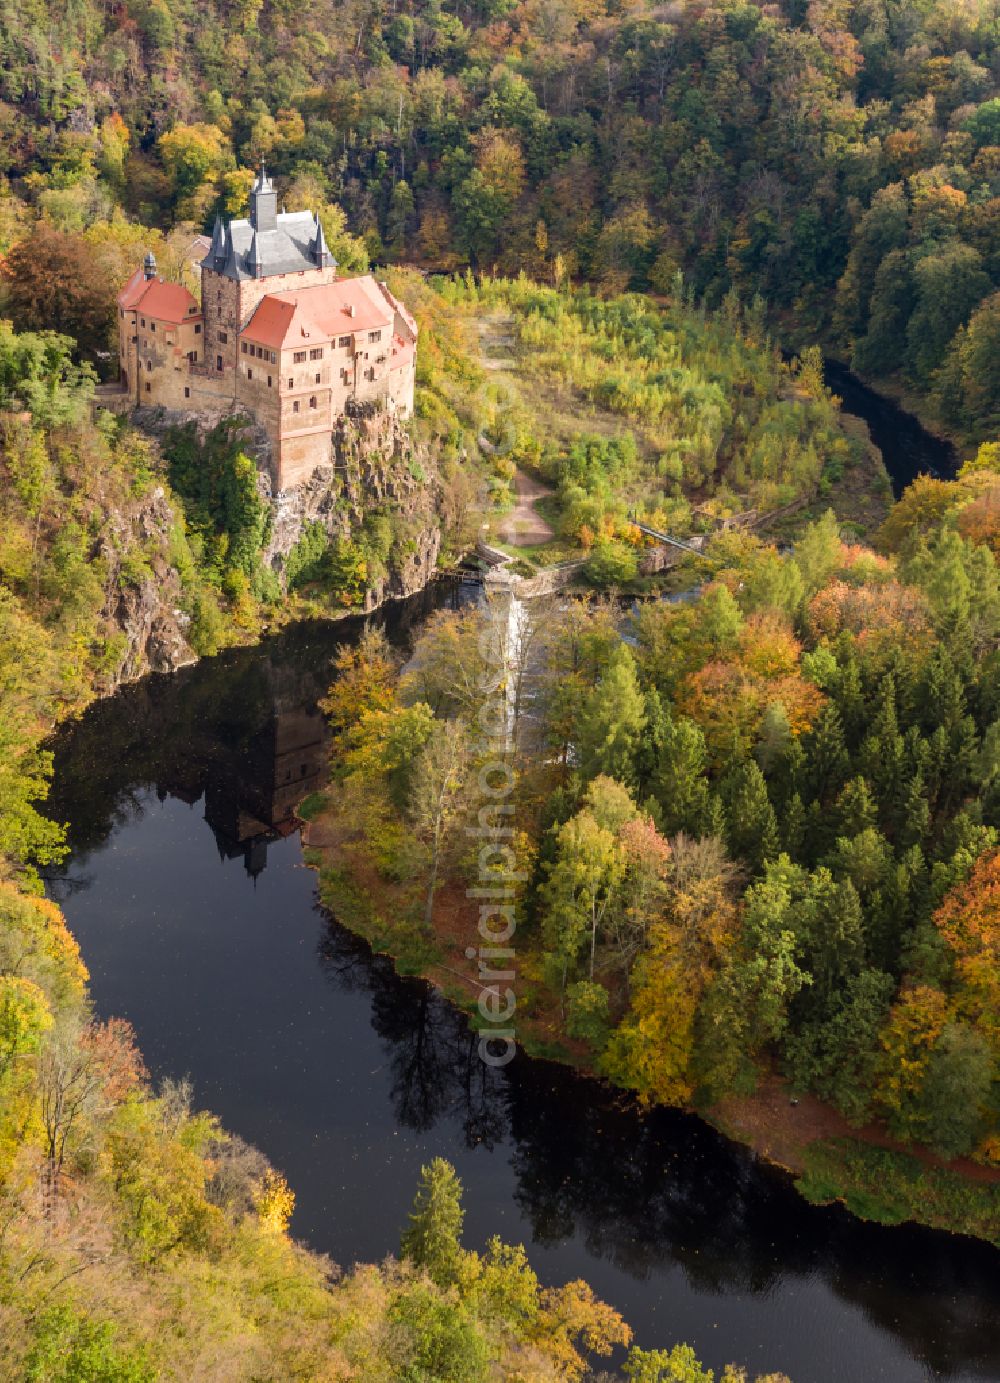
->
[249,166,278,233]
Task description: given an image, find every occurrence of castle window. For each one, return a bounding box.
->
[145,382,151,392]
[241,342,247,354]
[338,335,351,348]
[368,330,381,343]
[216,355,223,371]
[315,373,321,384]
[150,322,156,332]
[188,350,198,363]
[309,395,317,409]
[269,351,276,363]
[310,347,323,360]
[340,367,349,383]
[247,368,253,380]
[293,350,307,363]
[267,376,272,388]
[184,387,190,399]
[288,379,293,388]
[146,360,152,371]
[219,330,228,344]
[194,324,202,334]
[293,401,300,414]
[140,317,145,327]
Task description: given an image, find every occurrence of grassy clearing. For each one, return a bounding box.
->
[797,1140,1000,1246]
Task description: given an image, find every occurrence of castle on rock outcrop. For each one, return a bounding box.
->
[117,168,416,490]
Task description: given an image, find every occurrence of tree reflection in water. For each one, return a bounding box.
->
[316,910,1000,1381]
[318,920,509,1147]
[42,582,1000,1383]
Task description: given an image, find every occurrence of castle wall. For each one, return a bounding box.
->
[236,266,336,325]
[383,359,416,417]
[121,307,204,410]
[278,429,333,490]
[120,248,415,493]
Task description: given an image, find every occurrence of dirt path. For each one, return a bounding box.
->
[475,310,517,370]
[498,467,556,546]
[711,1072,1000,1183]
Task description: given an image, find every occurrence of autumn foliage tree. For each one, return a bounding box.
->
[2,222,116,361]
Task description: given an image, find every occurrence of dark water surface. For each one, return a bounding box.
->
[45,585,1000,1383]
[823,360,958,497]
[44,385,996,1383]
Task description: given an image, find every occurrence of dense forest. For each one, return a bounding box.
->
[312,466,1000,1243]
[0,325,799,1377]
[2,0,1000,436]
[1,0,1000,1369]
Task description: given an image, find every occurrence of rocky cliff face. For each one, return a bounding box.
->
[262,400,442,607]
[97,484,197,689]
[109,399,442,686]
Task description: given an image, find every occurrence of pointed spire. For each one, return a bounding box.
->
[248,228,264,279]
[143,250,157,280]
[209,214,226,269]
[222,221,241,279]
[310,213,336,270]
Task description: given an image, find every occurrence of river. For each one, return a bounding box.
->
[44,382,998,1383]
[823,359,958,497]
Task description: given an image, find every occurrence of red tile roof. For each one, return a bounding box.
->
[118,266,147,312]
[241,295,298,351]
[378,281,418,338]
[117,270,200,325]
[244,275,395,350]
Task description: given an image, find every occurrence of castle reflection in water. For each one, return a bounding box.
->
[143,649,329,880]
[203,701,326,878]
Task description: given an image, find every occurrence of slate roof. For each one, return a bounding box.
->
[202,211,336,281]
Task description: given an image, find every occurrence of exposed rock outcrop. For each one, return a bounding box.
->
[111,397,444,666]
[263,400,442,605]
[97,484,197,689]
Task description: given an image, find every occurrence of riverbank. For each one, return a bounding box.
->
[299,792,1000,1251]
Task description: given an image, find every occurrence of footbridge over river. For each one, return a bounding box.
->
[627,516,706,556]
